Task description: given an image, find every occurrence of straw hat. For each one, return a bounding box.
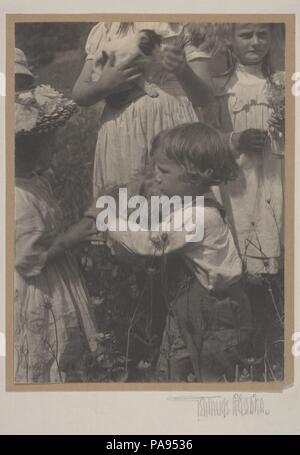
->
[15,84,77,136]
[15,48,34,78]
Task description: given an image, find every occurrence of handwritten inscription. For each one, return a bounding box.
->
[169,394,270,420]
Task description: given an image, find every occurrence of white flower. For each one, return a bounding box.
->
[15,103,38,133]
[34,84,62,115]
[271,71,285,88]
[150,232,169,251]
[43,101,59,115]
[137,360,151,370]
[34,84,61,100]
[91,296,105,306]
[17,91,35,104]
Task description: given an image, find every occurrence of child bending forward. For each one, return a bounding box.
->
[79,123,253,381]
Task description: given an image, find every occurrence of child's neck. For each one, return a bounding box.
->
[15,163,35,179]
[236,61,264,77]
[196,183,211,197]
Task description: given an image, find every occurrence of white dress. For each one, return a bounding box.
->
[211,63,283,275]
[85,22,211,196]
[14,175,99,383]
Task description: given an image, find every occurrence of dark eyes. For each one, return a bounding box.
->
[239,33,253,39]
[157,166,169,174]
[239,32,269,39]
[258,33,269,39]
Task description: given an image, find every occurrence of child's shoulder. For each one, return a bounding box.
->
[15,183,32,206]
[85,23,130,54]
[85,23,110,57]
[15,183,43,224]
[203,203,225,226]
[181,197,226,236]
[86,22,112,41]
[15,175,52,211]
[202,197,227,234]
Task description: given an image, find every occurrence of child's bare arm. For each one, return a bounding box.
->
[177,59,214,107]
[161,46,213,107]
[47,217,98,261]
[108,225,189,257]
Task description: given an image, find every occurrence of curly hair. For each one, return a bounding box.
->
[150,122,239,186]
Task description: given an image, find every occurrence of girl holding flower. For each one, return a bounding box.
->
[208,23,284,276]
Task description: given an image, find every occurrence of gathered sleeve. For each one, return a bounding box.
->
[85,22,107,61]
[184,44,211,63]
[15,188,51,278]
[183,206,243,291]
[182,24,213,63]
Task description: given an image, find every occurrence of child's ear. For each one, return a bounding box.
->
[98,51,108,66]
[201,168,221,185]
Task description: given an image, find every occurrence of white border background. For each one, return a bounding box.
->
[0,0,299,435]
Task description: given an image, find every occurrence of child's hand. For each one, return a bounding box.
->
[99,53,143,94]
[108,239,149,270]
[232,129,268,154]
[161,45,187,75]
[63,217,99,249]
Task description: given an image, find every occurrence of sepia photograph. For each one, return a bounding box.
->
[8,16,292,388]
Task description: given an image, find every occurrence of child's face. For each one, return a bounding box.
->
[232,24,271,65]
[35,134,56,172]
[152,147,196,198]
[15,74,35,92]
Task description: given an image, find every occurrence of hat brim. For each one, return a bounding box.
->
[15,63,34,78]
[15,101,77,136]
[15,84,77,136]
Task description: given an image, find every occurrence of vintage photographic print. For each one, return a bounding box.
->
[6,15,294,390]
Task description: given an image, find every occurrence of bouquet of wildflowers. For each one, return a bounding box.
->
[15,84,77,135]
[267,71,285,158]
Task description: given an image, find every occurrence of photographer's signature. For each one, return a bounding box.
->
[169,394,270,419]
